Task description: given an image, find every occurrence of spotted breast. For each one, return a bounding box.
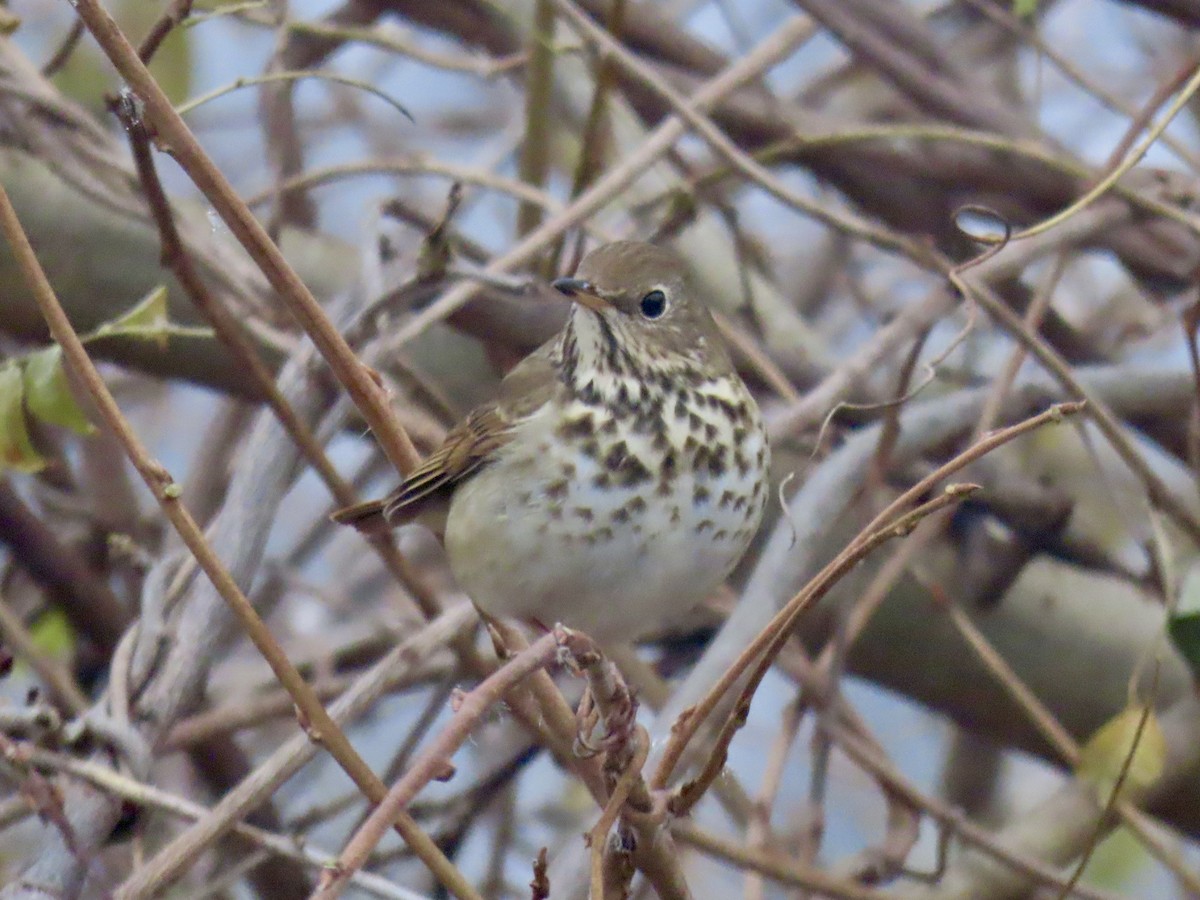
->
[443,259,769,640]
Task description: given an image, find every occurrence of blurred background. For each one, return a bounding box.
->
[2,0,1200,897]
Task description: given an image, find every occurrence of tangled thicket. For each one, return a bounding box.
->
[2,1,1200,898]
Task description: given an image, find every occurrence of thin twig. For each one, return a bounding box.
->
[950,270,1200,546]
[280,20,525,78]
[826,723,1126,900]
[109,92,441,619]
[20,745,428,900]
[0,591,89,715]
[0,182,475,900]
[243,158,571,215]
[1053,668,1160,900]
[137,0,195,64]
[516,0,556,238]
[41,19,86,76]
[1013,61,1200,240]
[672,821,885,900]
[653,402,1084,791]
[118,605,477,896]
[937,593,1200,897]
[312,633,561,899]
[589,727,649,900]
[175,68,413,121]
[669,486,977,818]
[391,14,822,346]
[67,0,421,478]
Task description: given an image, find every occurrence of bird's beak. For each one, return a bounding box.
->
[553,277,610,313]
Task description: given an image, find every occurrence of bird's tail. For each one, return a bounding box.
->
[330,499,390,533]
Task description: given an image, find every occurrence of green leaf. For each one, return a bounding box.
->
[1168,563,1200,681]
[90,285,169,348]
[1013,0,1039,17]
[1168,613,1200,681]
[28,608,76,659]
[22,347,95,436]
[0,363,45,473]
[85,286,213,349]
[1077,705,1165,799]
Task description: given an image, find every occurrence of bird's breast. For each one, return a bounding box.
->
[443,373,769,640]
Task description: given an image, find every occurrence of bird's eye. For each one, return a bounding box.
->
[640,290,667,319]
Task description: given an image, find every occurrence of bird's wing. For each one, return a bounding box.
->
[380,404,511,519]
[332,338,559,532]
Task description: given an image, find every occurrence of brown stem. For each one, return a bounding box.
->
[0,479,128,654]
[108,94,441,619]
[136,0,194,64]
[67,0,420,479]
[41,19,86,76]
[516,0,556,238]
[311,633,560,899]
[653,402,1084,791]
[0,182,477,900]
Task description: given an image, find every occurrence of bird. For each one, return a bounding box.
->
[334,240,769,643]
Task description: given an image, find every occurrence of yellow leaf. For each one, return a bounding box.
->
[1077,705,1165,798]
[22,346,95,436]
[1078,828,1150,893]
[0,364,45,473]
[0,9,22,35]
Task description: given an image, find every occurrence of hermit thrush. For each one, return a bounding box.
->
[334,241,769,642]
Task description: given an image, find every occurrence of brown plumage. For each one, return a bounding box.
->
[331,341,556,533]
[333,240,769,642]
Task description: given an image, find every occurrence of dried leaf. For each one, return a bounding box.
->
[22,347,94,436]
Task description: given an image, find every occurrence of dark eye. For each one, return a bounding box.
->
[640,290,667,319]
